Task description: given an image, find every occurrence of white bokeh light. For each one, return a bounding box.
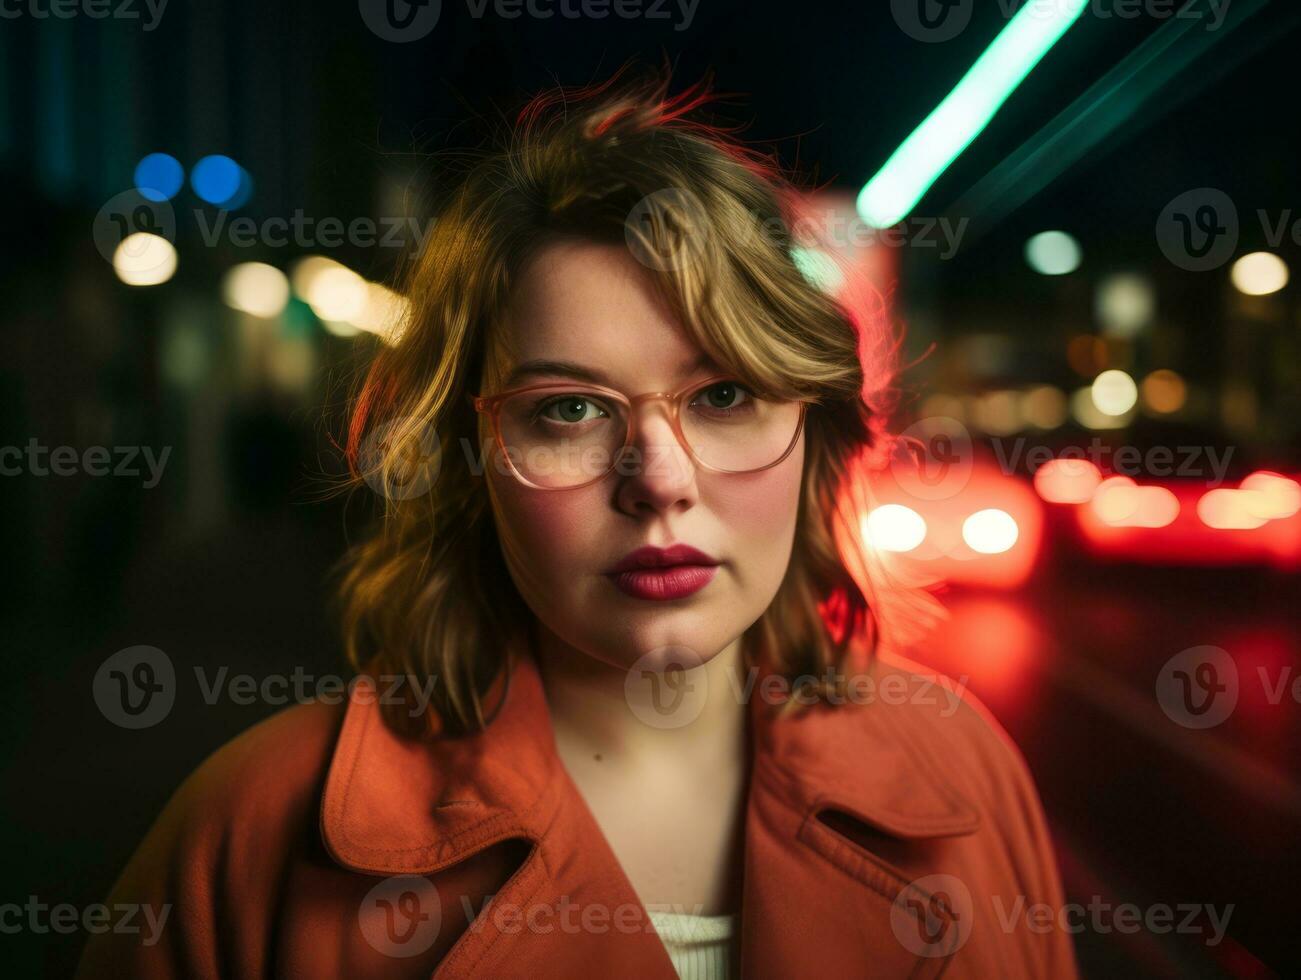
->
[962,509,1019,554]
[863,504,928,553]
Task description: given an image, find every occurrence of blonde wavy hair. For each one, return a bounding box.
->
[338,68,903,737]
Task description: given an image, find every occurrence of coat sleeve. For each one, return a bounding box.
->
[75,765,237,979]
[75,702,339,979]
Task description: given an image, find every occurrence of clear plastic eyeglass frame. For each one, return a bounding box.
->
[469,375,809,490]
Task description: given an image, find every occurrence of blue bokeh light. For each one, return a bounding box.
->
[134,153,184,202]
[191,155,245,206]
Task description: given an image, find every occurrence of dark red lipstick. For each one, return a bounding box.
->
[605,544,720,600]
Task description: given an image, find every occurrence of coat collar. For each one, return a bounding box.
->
[320,650,979,876]
[321,652,982,978]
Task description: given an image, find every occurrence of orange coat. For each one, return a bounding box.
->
[76,651,1079,978]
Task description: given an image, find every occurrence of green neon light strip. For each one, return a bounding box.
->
[858,0,1090,228]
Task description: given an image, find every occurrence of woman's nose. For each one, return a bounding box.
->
[614,402,699,514]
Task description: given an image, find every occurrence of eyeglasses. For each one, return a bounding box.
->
[470,375,808,490]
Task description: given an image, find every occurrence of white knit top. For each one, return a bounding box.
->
[649,910,736,979]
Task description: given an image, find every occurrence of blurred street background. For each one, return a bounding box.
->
[1,0,1298,976]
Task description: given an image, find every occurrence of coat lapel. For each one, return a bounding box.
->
[740,656,981,977]
[320,652,980,978]
[321,658,679,979]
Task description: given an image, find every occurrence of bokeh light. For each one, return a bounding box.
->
[1096,272,1155,338]
[1025,230,1082,275]
[306,265,368,322]
[320,318,362,338]
[1092,479,1179,528]
[1034,458,1101,504]
[1230,252,1289,296]
[1240,471,1301,520]
[962,508,1019,554]
[290,255,342,298]
[112,233,177,286]
[191,155,247,207]
[1091,369,1138,416]
[349,282,411,342]
[1140,369,1187,414]
[1019,385,1067,430]
[221,262,290,318]
[1129,486,1180,528]
[863,504,927,553]
[1090,476,1139,524]
[1198,489,1268,530]
[971,389,1020,435]
[133,153,184,202]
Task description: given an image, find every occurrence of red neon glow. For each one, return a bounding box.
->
[1075,475,1301,569]
[920,595,1042,712]
[866,457,1043,589]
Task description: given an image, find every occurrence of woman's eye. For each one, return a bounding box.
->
[538,396,607,424]
[691,381,751,412]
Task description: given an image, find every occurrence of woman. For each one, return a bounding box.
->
[78,72,1078,979]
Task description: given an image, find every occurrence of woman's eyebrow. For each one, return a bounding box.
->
[503,359,607,386]
[503,353,715,388]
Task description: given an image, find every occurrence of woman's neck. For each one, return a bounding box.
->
[532,630,750,769]
[530,630,752,915]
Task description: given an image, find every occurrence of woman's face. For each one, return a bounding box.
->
[481,239,805,674]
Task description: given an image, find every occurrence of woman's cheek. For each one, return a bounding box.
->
[488,472,602,601]
[516,491,598,566]
[710,444,804,589]
[725,440,803,530]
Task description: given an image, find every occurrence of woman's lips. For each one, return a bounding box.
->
[606,564,718,600]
